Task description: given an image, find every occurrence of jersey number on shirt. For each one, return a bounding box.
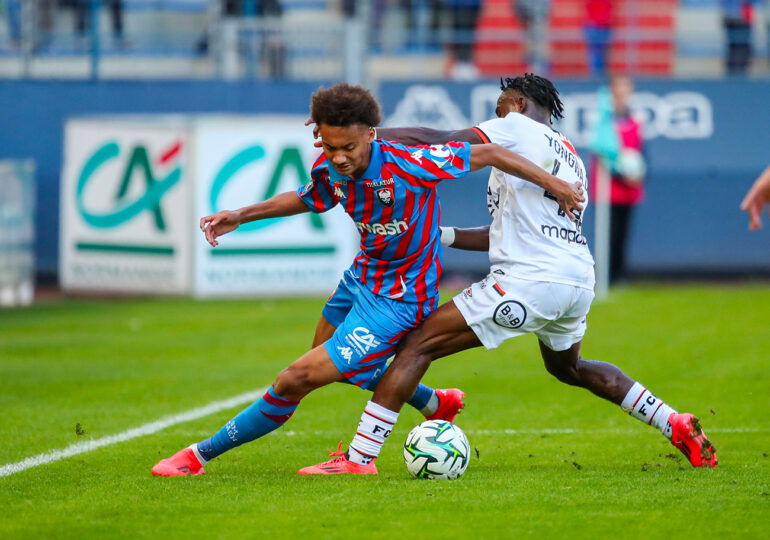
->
[543,159,583,226]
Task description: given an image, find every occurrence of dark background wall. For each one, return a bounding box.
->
[1,79,768,277]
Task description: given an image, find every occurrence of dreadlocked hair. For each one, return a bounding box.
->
[311,83,382,128]
[500,73,564,121]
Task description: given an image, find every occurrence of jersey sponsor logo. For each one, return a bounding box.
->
[540,224,588,246]
[365,178,394,188]
[355,218,408,235]
[337,346,354,363]
[493,300,527,329]
[376,187,395,207]
[345,327,381,356]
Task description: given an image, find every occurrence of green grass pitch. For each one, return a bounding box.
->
[1,285,769,538]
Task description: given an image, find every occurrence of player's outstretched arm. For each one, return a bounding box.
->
[469,143,585,220]
[305,119,484,147]
[740,165,770,231]
[376,127,484,146]
[440,226,490,252]
[200,191,310,247]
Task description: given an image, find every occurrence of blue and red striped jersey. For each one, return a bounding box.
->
[297,139,471,305]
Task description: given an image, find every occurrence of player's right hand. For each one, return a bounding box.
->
[200,210,241,247]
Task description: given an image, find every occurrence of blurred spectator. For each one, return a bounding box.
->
[590,75,646,284]
[224,0,285,78]
[36,0,55,48]
[721,0,755,74]
[4,0,53,50]
[740,165,770,231]
[4,0,21,45]
[584,0,613,76]
[446,0,482,80]
[61,0,124,43]
[514,0,551,75]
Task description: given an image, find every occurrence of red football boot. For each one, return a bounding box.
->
[151,447,205,476]
[669,413,718,468]
[425,388,466,423]
[297,441,378,475]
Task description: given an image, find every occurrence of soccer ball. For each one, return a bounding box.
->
[403,420,470,480]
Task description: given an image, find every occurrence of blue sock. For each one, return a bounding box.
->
[196,386,298,462]
[407,383,435,411]
[340,375,436,413]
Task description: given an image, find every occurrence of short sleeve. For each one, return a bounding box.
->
[296,164,340,213]
[475,113,528,152]
[380,140,471,187]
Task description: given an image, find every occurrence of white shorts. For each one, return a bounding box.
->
[453,272,594,352]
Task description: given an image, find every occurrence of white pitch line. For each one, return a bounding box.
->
[0,387,266,478]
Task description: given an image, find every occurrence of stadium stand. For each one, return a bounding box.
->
[474,0,677,77]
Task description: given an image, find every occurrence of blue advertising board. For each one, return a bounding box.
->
[380,79,770,274]
[0,78,768,276]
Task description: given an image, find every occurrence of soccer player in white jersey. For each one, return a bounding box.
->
[299,74,717,474]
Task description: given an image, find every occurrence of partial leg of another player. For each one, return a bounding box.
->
[538,340,717,467]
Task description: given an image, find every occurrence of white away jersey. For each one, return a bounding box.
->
[476,112,595,289]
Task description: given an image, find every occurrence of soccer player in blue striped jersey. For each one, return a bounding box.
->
[151,83,583,477]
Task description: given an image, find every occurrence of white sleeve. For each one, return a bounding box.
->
[475,113,528,151]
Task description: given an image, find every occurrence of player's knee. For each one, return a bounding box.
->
[398,330,435,368]
[273,363,312,399]
[543,356,579,385]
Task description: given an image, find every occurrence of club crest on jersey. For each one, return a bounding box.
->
[376,187,394,207]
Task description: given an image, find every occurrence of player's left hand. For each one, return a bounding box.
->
[305,118,322,148]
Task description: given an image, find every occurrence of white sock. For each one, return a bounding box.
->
[620,382,677,440]
[189,444,208,466]
[420,393,440,416]
[347,401,399,465]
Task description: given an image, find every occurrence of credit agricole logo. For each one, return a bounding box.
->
[75,140,183,256]
[207,145,335,257]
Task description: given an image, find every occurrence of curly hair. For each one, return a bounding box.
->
[310,83,382,128]
[501,73,564,121]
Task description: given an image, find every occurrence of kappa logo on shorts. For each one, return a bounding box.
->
[493,300,527,329]
[337,346,354,363]
[345,326,381,356]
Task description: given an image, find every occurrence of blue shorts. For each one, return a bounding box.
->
[322,269,432,390]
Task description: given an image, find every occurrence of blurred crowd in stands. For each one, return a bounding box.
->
[2,1,769,79]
